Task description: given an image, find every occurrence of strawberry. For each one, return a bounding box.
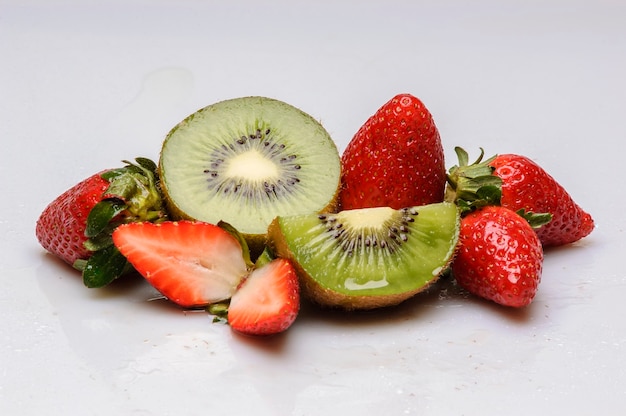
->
[491,154,594,247]
[112,221,250,309]
[451,205,543,308]
[36,171,110,265]
[227,257,300,336]
[36,158,167,287]
[446,148,594,247]
[339,93,446,210]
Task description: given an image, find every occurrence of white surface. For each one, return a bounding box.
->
[2,1,625,415]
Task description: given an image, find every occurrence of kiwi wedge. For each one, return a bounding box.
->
[268,202,460,310]
[159,96,341,255]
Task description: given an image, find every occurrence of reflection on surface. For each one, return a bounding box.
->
[35,247,614,415]
[35,256,475,413]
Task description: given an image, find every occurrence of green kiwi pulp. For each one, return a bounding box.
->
[268,202,460,310]
[159,96,341,255]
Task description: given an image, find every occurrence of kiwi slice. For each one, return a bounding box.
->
[159,96,341,255]
[268,202,460,310]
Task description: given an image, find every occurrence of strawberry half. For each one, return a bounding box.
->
[339,93,446,210]
[112,221,250,308]
[446,148,594,247]
[36,158,167,287]
[228,258,299,336]
[452,205,543,308]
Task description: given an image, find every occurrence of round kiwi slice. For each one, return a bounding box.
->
[159,96,341,255]
[267,202,460,310]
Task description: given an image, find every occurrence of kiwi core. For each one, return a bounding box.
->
[337,206,394,229]
[226,150,279,180]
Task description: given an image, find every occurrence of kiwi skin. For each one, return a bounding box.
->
[267,216,456,310]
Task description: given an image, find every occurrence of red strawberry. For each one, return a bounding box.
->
[452,205,543,308]
[228,258,299,336]
[446,148,594,247]
[112,221,250,308]
[36,158,167,287]
[491,154,594,247]
[340,93,446,210]
[36,171,109,265]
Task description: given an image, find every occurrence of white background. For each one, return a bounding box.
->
[1,1,625,415]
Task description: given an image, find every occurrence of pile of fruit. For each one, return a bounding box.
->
[36,94,594,337]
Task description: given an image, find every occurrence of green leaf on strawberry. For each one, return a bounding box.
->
[85,200,126,238]
[82,245,132,288]
[515,208,554,230]
[253,246,276,269]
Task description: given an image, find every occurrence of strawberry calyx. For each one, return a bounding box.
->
[76,158,168,288]
[445,147,502,212]
[253,246,276,269]
[515,208,554,230]
[207,301,230,323]
[446,147,552,228]
[101,158,165,222]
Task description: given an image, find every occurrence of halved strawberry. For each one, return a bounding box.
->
[228,258,300,336]
[112,221,249,308]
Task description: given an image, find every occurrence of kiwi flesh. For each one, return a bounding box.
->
[267,202,460,310]
[159,96,341,256]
